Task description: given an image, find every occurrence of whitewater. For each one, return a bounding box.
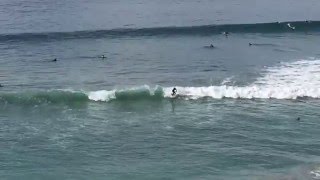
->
[1,1,320,179]
[87,59,320,101]
[1,58,319,105]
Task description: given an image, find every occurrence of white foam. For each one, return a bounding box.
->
[86,85,158,102]
[287,23,296,30]
[164,59,320,99]
[87,59,320,101]
[310,167,320,179]
[87,90,116,101]
[220,77,234,85]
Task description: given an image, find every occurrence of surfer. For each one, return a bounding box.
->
[249,43,253,46]
[100,55,106,59]
[171,87,177,96]
[210,44,215,48]
[52,58,57,62]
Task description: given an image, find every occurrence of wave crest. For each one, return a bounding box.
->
[88,85,163,102]
[1,21,319,42]
[1,59,320,105]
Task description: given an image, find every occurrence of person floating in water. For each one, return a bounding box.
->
[171,87,177,96]
[223,31,229,36]
[210,44,214,48]
[249,43,253,46]
[52,58,57,62]
[100,55,106,59]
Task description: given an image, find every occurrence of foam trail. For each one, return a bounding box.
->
[87,59,320,101]
[162,59,320,99]
[1,59,320,105]
[82,59,320,101]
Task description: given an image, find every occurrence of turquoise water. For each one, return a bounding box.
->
[1,0,320,179]
[1,99,320,179]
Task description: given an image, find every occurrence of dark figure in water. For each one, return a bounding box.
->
[171,87,177,96]
[223,31,229,36]
[249,43,253,46]
[52,58,57,62]
[100,55,106,59]
[0,84,3,87]
[210,44,214,48]
[296,117,300,121]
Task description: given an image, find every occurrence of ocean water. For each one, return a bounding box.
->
[1,0,320,179]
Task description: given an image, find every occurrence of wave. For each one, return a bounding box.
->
[311,167,320,179]
[1,59,320,105]
[1,21,319,42]
[0,90,89,105]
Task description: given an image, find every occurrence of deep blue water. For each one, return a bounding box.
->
[1,0,320,179]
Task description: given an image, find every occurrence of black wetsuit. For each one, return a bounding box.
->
[172,88,177,96]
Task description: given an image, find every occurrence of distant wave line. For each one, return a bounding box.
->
[0,21,319,42]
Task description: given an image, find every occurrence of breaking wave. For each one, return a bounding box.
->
[1,59,320,105]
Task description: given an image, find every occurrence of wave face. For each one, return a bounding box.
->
[88,59,320,101]
[0,90,89,105]
[1,21,319,42]
[87,85,164,102]
[1,59,320,105]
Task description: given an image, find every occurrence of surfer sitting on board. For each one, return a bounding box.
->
[171,87,177,96]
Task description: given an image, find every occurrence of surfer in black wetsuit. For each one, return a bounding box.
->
[52,58,57,62]
[210,44,214,48]
[100,55,106,59]
[171,87,177,96]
